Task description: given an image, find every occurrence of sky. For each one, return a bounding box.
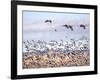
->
[22,11,90,42]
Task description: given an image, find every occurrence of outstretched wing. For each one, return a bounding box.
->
[44,20,52,23]
[69,25,73,31]
[80,24,86,29]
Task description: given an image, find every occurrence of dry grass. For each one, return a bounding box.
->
[22,50,90,69]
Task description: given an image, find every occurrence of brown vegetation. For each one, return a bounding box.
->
[22,50,90,69]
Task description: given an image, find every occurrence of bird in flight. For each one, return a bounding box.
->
[80,24,86,29]
[54,29,57,32]
[63,24,73,31]
[44,20,52,23]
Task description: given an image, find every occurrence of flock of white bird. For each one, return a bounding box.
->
[23,36,89,54]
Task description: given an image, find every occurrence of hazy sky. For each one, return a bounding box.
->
[23,11,90,42]
[23,11,90,26]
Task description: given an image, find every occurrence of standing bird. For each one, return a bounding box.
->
[80,24,86,29]
[63,24,73,31]
[44,20,52,23]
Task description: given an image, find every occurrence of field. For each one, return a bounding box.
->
[22,11,90,69]
[22,50,90,69]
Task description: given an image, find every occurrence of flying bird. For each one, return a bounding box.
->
[80,24,86,29]
[54,29,57,32]
[44,20,52,23]
[63,24,73,31]
[69,25,73,31]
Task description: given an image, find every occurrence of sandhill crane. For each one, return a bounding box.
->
[69,25,73,31]
[80,24,86,29]
[44,20,52,23]
[63,24,73,31]
[54,29,57,32]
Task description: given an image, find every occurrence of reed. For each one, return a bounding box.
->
[22,50,90,69]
